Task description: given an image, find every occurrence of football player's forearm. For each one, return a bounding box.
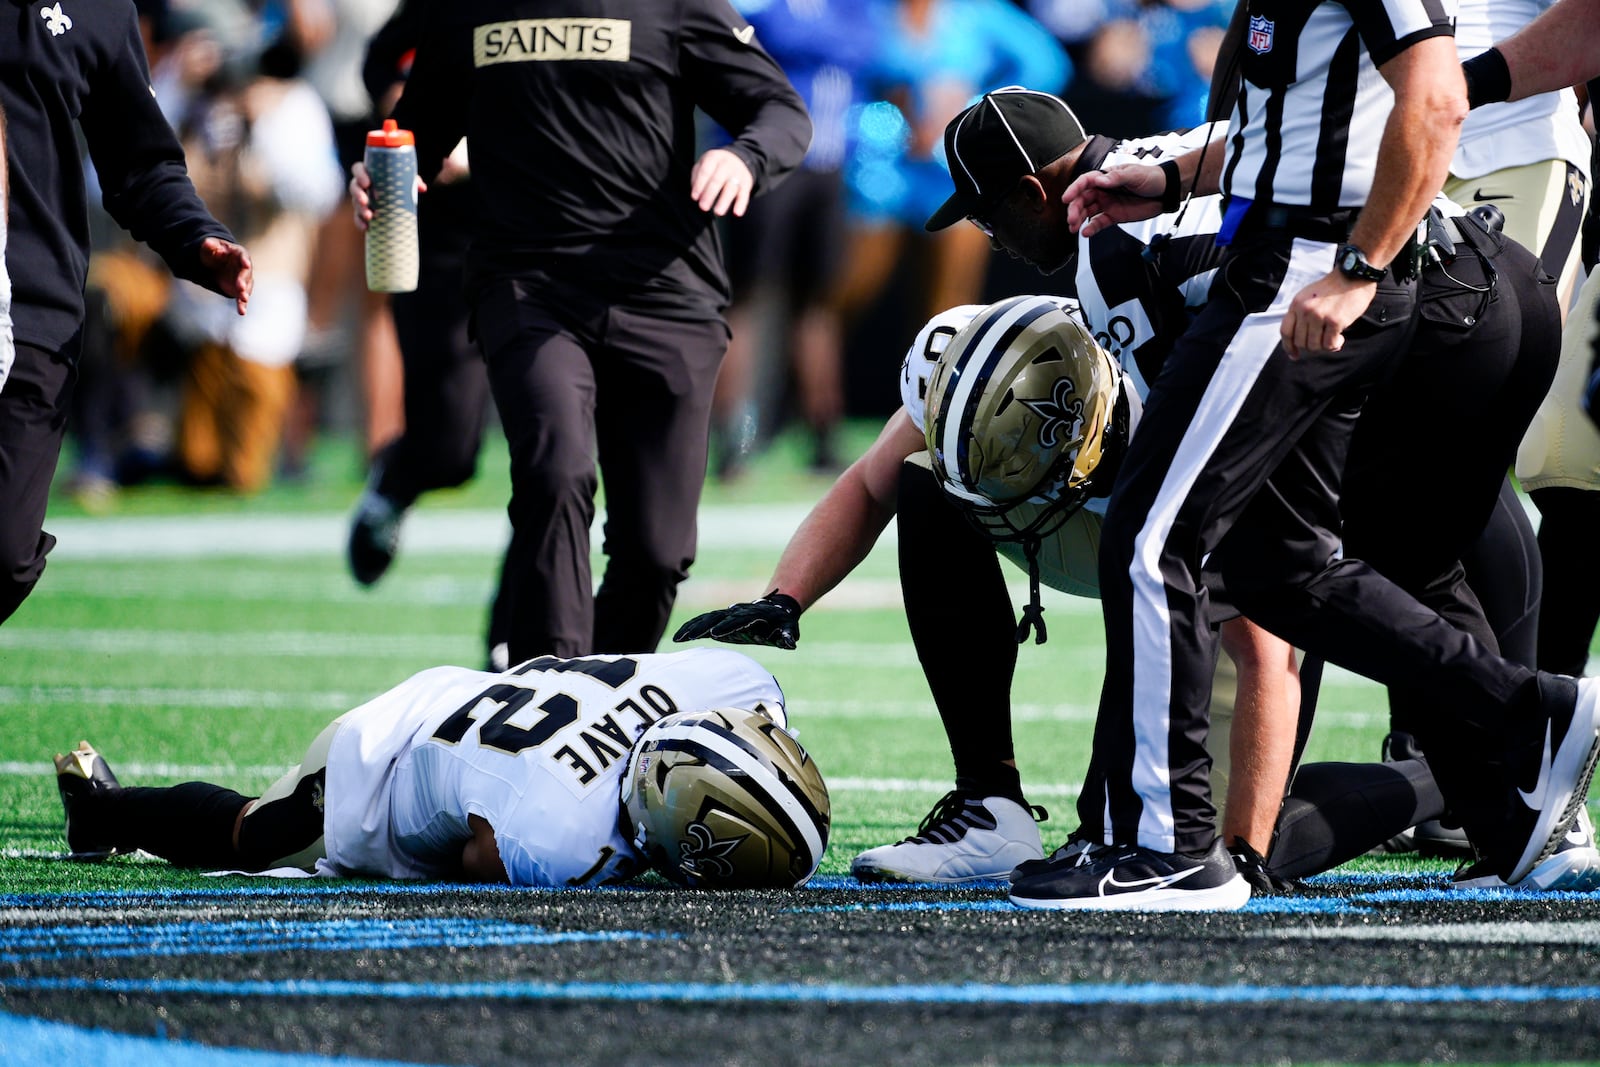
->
[460,814,508,882]
[767,467,895,610]
[1497,0,1600,102]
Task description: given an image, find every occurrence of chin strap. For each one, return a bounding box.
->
[1014,535,1048,645]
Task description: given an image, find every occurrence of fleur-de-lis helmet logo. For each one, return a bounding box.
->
[677,820,746,881]
[41,2,72,36]
[1019,372,1085,450]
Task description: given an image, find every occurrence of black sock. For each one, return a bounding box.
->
[1530,487,1600,676]
[106,783,253,868]
[897,463,1026,803]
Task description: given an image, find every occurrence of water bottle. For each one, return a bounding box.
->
[364,119,419,293]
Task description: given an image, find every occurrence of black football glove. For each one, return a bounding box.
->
[672,592,802,650]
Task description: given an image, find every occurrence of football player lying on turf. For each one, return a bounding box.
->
[53,649,831,889]
[678,296,1302,884]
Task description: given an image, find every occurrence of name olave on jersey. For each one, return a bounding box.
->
[474,18,632,66]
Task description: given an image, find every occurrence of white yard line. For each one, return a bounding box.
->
[1255,922,1600,945]
[0,761,1081,798]
[42,506,820,560]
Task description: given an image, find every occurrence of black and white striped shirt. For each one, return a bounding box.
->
[1221,0,1455,209]
[1073,125,1227,397]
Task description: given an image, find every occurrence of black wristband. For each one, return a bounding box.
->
[1158,159,1183,213]
[1462,48,1511,109]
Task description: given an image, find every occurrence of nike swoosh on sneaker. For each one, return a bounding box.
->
[1099,864,1202,895]
[1517,721,1554,809]
[1471,189,1513,201]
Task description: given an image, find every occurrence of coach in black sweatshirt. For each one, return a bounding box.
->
[0,0,251,625]
[354,0,811,664]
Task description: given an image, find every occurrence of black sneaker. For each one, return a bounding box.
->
[54,741,121,859]
[1413,818,1474,859]
[348,489,404,587]
[1498,675,1600,884]
[1009,837,1250,911]
[1009,830,1101,884]
[1226,838,1300,896]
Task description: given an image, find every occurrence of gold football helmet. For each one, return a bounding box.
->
[924,295,1135,544]
[923,295,1137,642]
[620,707,830,889]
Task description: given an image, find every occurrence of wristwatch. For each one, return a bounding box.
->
[1336,243,1387,282]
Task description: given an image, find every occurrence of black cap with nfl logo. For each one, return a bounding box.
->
[925,86,1088,232]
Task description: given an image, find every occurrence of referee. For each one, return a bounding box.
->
[352,1,811,663]
[1012,0,1598,908]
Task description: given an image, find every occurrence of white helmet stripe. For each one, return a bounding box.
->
[936,297,1052,497]
[646,720,826,864]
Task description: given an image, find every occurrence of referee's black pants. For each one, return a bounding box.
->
[472,277,727,661]
[1076,230,1572,859]
[1278,225,1561,846]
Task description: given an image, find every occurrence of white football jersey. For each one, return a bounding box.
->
[1452,0,1590,179]
[318,649,785,886]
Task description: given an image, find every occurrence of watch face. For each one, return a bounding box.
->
[1341,250,1358,271]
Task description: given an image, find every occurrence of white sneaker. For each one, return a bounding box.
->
[1453,807,1600,891]
[851,792,1045,883]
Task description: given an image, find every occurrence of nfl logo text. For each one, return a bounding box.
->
[1248,15,1274,54]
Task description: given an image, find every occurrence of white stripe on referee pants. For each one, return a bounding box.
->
[1128,237,1333,851]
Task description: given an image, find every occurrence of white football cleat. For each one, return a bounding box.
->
[851,792,1046,883]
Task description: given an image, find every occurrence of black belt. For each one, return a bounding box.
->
[1229,203,1361,245]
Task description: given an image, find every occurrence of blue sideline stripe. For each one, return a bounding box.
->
[5,976,1599,1006]
[0,882,595,908]
[0,918,662,963]
[0,1010,435,1067]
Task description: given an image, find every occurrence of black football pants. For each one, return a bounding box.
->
[1077,229,1568,860]
[1340,224,1560,735]
[472,278,727,661]
[1266,227,1559,870]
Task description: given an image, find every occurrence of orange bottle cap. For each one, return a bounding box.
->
[367,119,415,148]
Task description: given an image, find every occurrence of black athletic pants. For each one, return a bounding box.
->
[0,341,74,627]
[1078,225,1568,861]
[375,255,488,510]
[472,276,728,661]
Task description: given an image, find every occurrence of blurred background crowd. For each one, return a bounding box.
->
[64,0,1240,508]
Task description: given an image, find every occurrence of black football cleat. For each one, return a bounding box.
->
[347,488,404,587]
[54,740,122,859]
